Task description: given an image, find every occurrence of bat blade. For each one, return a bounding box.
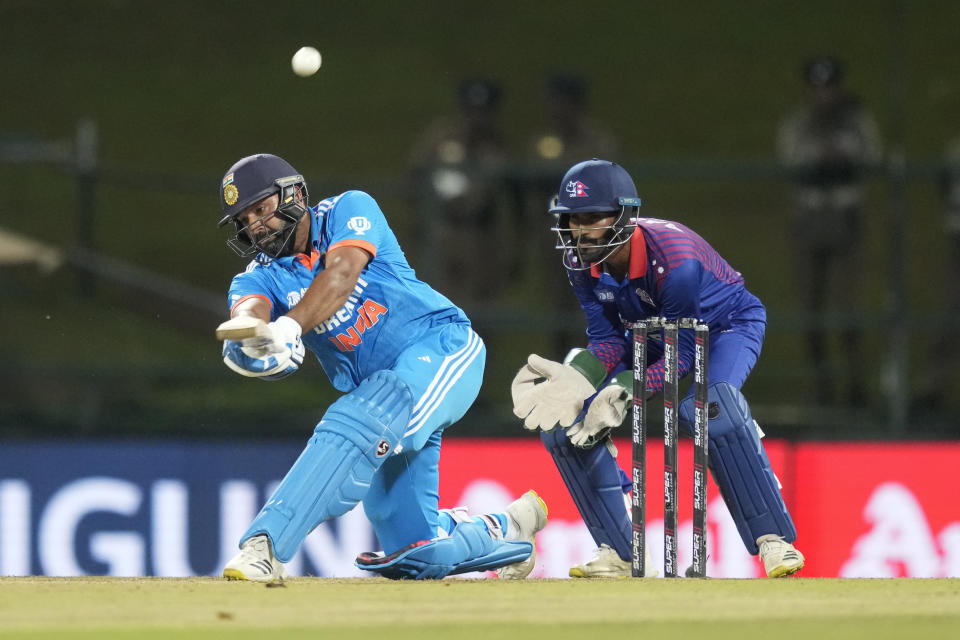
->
[215,316,271,341]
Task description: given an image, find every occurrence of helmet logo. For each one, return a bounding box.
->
[223,184,239,206]
[347,216,372,235]
[376,440,391,457]
[565,180,590,198]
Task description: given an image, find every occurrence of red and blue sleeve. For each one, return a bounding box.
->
[566,267,629,375]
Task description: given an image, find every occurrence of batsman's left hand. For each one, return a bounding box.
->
[567,382,631,448]
[222,316,305,380]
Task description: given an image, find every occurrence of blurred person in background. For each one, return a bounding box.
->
[214,153,546,581]
[511,159,804,579]
[777,55,882,406]
[529,72,620,168]
[914,138,960,415]
[406,77,513,305]
[526,72,621,353]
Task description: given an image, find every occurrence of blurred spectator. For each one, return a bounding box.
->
[914,137,960,413]
[530,72,619,166]
[406,77,512,305]
[777,55,882,406]
[525,72,621,353]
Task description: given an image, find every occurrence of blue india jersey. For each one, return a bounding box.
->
[227,190,469,392]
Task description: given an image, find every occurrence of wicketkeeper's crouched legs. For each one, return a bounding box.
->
[540,427,632,559]
[679,381,797,555]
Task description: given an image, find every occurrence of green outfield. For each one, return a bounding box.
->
[1,577,957,639]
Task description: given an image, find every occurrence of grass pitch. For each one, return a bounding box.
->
[1,577,958,639]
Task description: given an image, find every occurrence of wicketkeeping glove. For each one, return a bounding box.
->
[567,374,631,448]
[222,316,305,380]
[511,353,598,432]
[567,369,657,448]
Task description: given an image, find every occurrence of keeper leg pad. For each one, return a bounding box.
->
[241,369,413,562]
[540,427,631,560]
[679,381,796,554]
[355,520,532,580]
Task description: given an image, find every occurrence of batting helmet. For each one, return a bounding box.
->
[217,153,310,259]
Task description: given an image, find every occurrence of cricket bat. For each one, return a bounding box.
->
[215,316,271,341]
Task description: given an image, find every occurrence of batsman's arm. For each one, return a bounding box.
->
[230,295,272,322]
[221,294,304,380]
[285,245,370,333]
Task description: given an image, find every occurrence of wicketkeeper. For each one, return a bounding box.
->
[511,159,804,578]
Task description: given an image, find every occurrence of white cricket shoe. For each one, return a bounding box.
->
[496,490,549,579]
[757,534,805,578]
[222,534,288,582]
[569,543,658,578]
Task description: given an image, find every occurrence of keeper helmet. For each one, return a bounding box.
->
[217,153,310,259]
[548,158,641,270]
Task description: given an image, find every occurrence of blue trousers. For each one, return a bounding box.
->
[362,323,486,553]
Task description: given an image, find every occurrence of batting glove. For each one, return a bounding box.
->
[511,354,597,432]
[222,316,305,380]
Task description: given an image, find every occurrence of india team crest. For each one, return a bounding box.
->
[223,184,239,206]
[565,180,590,198]
[347,216,372,235]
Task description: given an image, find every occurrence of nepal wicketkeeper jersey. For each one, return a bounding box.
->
[568,217,766,393]
[227,190,469,392]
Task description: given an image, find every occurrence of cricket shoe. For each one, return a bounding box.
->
[222,534,288,582]
[757,534,805,578]
[569,543,658,578]
[496,490,549,579]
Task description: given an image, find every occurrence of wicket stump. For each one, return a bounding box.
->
[631,317,709,578]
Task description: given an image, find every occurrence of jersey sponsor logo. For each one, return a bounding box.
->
[596,289,615,302]
[565,180,590,198]
[347,216,372,235]
[327,298,389,352]
[312,277,370,336]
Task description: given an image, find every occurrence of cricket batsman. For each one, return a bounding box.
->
[215,153,547,581]
[511,158,804,578]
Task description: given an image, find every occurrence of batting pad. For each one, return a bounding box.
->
[241,370,413,562]
[541,427,632,560]
[680,382,796,554]
[355,520,533,580]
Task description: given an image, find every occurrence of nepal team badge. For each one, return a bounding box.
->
[565,180,589,198]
